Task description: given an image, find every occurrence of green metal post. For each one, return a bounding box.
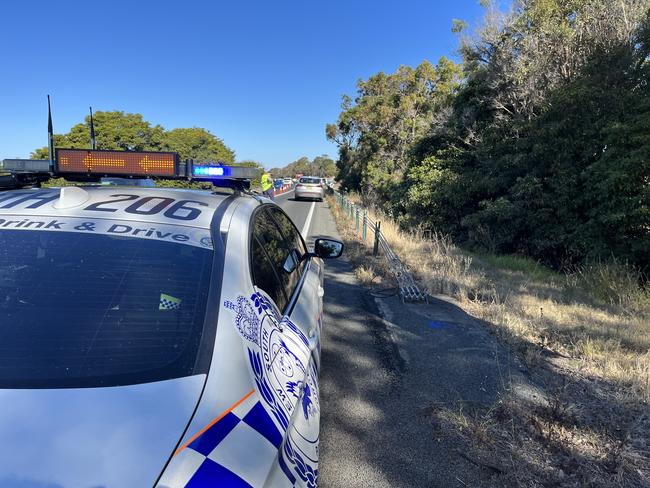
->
[355,207,360,231]
[362,210,367,241]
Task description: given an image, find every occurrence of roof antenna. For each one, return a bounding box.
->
[47,95,54,171]
[89,106,96,150]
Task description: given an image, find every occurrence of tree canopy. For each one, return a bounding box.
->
[328,0,650,272]
[32,111,235,163]
[270,155,336,177]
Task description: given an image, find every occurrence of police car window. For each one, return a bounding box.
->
[267,207,307,272]
[251,234,287,311]
[0,230,213,389]
[250,208,300,310]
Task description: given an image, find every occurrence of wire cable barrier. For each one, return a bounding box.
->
[334,191,427,303]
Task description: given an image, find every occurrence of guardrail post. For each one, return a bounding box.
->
[373,221,381,256]
[355,207,360,231]
[362,210,367,241]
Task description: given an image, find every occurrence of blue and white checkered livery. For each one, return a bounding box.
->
[160,391,286,487]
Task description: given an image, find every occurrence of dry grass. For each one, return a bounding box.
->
[355,265,379,286]
[328,194,650,487]
[335,196,650,399]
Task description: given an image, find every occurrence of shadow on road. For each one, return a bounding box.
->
[318,254,520,487]
[319,249,650,487]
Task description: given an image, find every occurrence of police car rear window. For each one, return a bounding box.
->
[0,230,213,388]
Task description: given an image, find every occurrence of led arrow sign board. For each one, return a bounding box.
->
[55,149,178,177]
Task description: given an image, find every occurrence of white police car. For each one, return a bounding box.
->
[0,149,343,487]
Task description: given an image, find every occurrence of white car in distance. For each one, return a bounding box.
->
[295,176,325,202]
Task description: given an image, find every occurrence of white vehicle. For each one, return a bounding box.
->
[294,176,325,202]
[0,150,343,487]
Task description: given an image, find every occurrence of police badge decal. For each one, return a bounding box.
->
[224,293,320,487]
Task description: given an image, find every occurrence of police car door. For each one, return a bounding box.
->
[250,206,322,366]
[267,206,322,366]
[249,205,322,481]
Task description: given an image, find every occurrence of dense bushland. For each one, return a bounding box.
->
[327,0,650,272]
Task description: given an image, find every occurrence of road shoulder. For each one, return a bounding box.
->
[316,199,531,487]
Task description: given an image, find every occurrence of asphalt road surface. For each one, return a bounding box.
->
[276,190,533,487]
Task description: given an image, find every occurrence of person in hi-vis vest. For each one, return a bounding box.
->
[261,171,274,200]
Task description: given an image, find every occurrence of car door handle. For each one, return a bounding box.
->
[318,286,324,298]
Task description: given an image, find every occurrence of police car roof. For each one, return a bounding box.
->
[0,186,242,230]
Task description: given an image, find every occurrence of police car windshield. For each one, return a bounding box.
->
[0,230,213,388]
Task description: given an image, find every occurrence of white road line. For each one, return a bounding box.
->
[301,201,316,239]
[275,188,294,198]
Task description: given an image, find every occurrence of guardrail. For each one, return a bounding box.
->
[333,191,427,303]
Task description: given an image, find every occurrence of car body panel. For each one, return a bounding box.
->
[0,186,325,488]
[294,186,324,201]
[288,258,324,369]
[294,189,324,201]
[0,375,205,488]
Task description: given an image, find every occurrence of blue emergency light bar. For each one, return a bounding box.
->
[189,163,259,181]
[193,165,225,177]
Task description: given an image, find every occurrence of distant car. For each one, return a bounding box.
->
[283,177,292,186]
[273,178,284,189]
[0,157,345,487]
[295,176,325,202]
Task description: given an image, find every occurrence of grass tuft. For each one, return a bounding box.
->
[477,253,557,281]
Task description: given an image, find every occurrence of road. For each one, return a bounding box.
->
[274,190,319,240]
[275,190,532,487]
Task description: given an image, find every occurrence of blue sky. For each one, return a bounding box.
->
[0,0,488,168]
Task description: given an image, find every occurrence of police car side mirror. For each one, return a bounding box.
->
[314,238,344,259]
